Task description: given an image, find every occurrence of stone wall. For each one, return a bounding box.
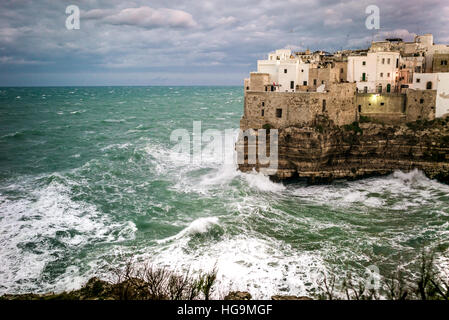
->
[432,53,449,73]
[355,90,436,124]
[405,89,437,122]
[241,83,357,129]
[248,73,270,92]
[242,82,437,130]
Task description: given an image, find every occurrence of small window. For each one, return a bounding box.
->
[380,102,385,106]
[284,69,287,73]
[265,86,268,91]
[290,81,294,89]
[322,99,326,112]
[303,81,307,85]
[387,58,391,64]
[301,69,304,72]
[321,80,324,84]
[246,86,249,90]
[416,78,421,83]
[420,98,424,104]
[382,58,385,64]
[340,68,344,74]
[441,60,448,66]
[387,73,390,77]
[313,79,317,85]
[276,109,282,118]
[262,102,265,107]
[358,105,362,113]
[271,85,274,91]
[380,73,383,77]
[362,61,366,66]
[261,109,264,117]
[426,82,432,90]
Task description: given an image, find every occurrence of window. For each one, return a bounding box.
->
[262,102,265,107]
[387,58,391,64]
[441,60,448,66]
[340,68,344,74]
[313,79,317,85]
[290,81,294,89]
[420,98,424,104]
[246,86,249,90]
[380,102,385,106]
[265,86,268,91]
[261,109,264,117]
[387,73,390,77]
[322,99,326,112]
[380,73,383,78]
[271,85,274,91]
[303,81,307,85]
[301,69,304,72]
[416,78,421,83]
[362,73,366,81]
[284,69,287,73]
[364,86,368,93]
[426,81,432,90]
[276,109,282,118]
[362,61,366,66]
[321,80,325,84]
[358,105,362,113]
[382,58,385,64]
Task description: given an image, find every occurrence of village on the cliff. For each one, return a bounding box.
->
[242,34,449,129]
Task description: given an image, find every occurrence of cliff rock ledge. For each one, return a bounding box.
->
[238,116,449,183]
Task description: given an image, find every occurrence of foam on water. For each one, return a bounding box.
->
[0,178,136,294]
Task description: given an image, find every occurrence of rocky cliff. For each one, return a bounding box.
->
[238,116,449,183]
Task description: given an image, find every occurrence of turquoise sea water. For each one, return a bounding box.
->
[0,86,448,298]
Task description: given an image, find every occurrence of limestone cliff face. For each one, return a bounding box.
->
[238,116,449,183]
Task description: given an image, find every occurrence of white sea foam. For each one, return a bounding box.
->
[242,170,286,192]
[0,179,136,294]
[156,216,220,244]
[144,234,327,299]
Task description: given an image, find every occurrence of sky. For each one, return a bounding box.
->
[0,0,448,86]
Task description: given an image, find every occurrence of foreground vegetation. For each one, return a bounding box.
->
[1,250,448,300]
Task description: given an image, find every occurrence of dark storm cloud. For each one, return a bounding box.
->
[0,0,448,85]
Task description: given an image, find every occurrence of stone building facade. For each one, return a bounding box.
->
[242,73,437,130]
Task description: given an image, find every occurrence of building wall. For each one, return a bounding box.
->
[278,61,300,92]
[356,93,405,114]
[241,83,357,129]
[432,53,449,73]
[296,63,310,88]
[410,73,438,90]
[308,67,331,90]
[248,73,270,92]
[348,52,399,93]
[436,73,449,117]
[257,56,309,92]
[405,89,436,122]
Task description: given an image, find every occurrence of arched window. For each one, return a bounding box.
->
[426,81,432,90]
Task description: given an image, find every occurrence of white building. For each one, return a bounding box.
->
[347,51,400,93]
[257,49,310,92]
[411,72,449,117]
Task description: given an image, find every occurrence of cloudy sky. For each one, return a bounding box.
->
[1,0,448,86]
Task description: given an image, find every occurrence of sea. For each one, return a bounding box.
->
[0,86,448,298]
